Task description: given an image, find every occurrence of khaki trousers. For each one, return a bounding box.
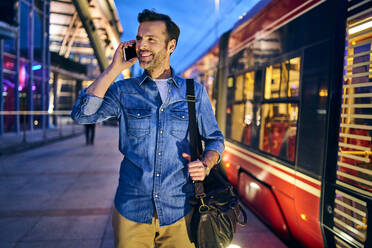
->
[112,207,195,248]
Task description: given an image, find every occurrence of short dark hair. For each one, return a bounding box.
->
[138,9,180,45]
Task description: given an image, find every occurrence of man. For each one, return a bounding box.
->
[84,123,95,145]
[71,9,224,248]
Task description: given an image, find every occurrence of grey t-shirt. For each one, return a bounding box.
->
[153,78,170,103]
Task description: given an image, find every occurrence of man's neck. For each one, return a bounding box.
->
[146,66,172,79]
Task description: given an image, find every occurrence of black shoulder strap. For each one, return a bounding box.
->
[186,79,199,161]
[186,79,205,198]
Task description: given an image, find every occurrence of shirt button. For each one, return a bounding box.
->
[137,113,140,117]
[155,194,159,198]
[160,130,163,134]
[160,108,164,112]
[156,173,160,177]
[182,116,185,119]
[168,89,171,93]
[158,152,161,156]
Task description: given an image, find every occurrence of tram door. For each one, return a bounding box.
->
[323,1,371,248]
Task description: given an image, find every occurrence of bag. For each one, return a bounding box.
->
[189,166,245,248]
[186,79,247,248]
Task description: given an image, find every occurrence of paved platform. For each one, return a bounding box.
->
[0,126,286,248]
[0,124,84,155]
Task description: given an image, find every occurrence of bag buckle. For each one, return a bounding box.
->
[186,95,196,102]
[198,197,210,213]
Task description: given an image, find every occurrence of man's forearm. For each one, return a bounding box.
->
[202,150,220,169]
[86,64,122,98]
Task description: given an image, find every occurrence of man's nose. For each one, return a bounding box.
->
[137,40,149,50]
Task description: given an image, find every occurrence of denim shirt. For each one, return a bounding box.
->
[71,71,225,226]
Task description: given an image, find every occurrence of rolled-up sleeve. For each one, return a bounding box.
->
[197,85,225,160]
[71,83,121,124]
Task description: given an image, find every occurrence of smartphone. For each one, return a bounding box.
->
[123,43,137,61]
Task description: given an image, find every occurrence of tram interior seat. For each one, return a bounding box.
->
[262,118,296,162]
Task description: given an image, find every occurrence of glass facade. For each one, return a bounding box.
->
[0,0,49,134]
[0,0,123,136]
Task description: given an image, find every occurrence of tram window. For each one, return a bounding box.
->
[227,77,235,105]
[231,103,245,141]
[242,101,254,146]
[244,72,255,100]
[264,57,301,99]
[228,77,234,88]
[235,75,244,101]
[259,103,298,162]
[227,72,255,145]
[288,57,300,97]
[230,101,254,145]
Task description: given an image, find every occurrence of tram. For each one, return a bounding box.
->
[183,0,371,247]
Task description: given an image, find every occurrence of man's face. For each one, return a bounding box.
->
[136,21,175,71]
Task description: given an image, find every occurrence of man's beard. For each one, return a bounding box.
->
[138,48,168,72]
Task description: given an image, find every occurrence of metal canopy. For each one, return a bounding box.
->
[49,0,123,75]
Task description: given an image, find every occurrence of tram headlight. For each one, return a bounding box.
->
[300,213,307,221]
[250,182,260,190]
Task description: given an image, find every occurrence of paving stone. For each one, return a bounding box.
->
[21,215,107,241]
[14,239,100,248]
[0,217,40,242]
[0,242,15,248]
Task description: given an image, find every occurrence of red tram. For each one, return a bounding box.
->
[183,0,371,247]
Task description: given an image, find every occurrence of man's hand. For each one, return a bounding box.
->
[182,153,208,181]
[86,41,138,98]
[111,41,138,72]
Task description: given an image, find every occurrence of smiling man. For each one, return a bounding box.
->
[71,9,224,248]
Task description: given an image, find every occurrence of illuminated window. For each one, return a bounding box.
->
[244,72,254,100]
[234,75,244,101]
[260,57,301,162]
[227,77,234,88]
[288,57,300,97]
[259,103,298,162]
[264,57,301,99]
[231,103,245,141]
[227,72,255,145]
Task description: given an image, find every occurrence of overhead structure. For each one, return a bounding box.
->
[49,0,128,77]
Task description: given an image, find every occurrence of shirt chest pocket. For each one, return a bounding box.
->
[126,108,152,138]
[170,109,189,139]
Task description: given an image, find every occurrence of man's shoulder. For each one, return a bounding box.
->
[180,76,205,97]
[175,75,203,89]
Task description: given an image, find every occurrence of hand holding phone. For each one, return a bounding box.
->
[110,41,137,72]
[123,42,137,61]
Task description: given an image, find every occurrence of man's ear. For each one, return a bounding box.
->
[168,39,176,54]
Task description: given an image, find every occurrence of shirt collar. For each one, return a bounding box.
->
[137,67,180,88]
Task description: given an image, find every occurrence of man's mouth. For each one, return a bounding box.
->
[139,51,153,60]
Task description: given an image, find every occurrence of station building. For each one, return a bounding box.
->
[0,0,127,136]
